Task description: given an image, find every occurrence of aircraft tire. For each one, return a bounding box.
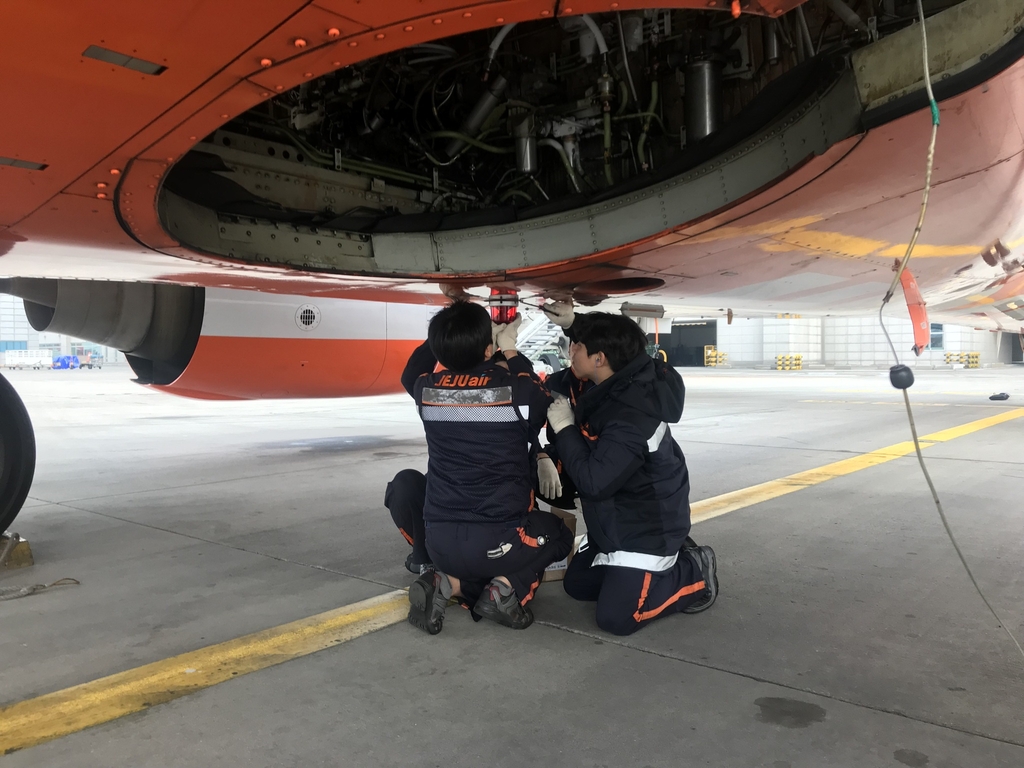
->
[0,372,35,533]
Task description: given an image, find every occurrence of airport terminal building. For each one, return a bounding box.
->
[656,315,1023,369]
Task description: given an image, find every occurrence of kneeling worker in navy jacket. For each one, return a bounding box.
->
[543,307,718,636]
[405,300,573,634]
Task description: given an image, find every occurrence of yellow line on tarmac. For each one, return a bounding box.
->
[4,409,1023,755]
[691,407,1024,524]
[0,590,408,756]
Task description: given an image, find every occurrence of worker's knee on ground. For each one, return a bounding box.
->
[392,467,426,490]
[384,468,426,508]
[595,609,640,637]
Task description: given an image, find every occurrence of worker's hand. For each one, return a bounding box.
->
[547,395,575,434]
[439,283,469,300]
[537,456,562,499]
[542,300,575,330]
[493,315,522,352]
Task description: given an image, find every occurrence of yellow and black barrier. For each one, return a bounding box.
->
[944,352,981,369]
[704,346,728,367]
[775,354,803,371]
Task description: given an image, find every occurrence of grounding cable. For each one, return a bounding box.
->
[878,0,1024,663]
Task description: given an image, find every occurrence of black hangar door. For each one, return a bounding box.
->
[660,321,718,367]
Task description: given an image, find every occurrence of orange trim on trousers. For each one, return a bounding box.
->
[520,578,540,606]
[518,527,542,548]
[632,572,706,623]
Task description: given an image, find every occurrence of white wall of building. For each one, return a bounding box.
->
[716,317,764,364]
[0,294,40,350]
[822,317,1003,367]
[713,312,1007,368]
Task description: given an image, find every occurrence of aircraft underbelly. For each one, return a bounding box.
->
[508,56,1024,325]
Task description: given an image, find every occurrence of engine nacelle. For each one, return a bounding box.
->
[1,278,203,385]
[0,279,429,399]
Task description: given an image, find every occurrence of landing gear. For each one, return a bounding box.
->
[0,372,35,533]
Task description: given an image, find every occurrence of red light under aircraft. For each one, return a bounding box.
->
[2,0,1024,530]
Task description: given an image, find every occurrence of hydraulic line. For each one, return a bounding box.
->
[602,111,614,186]
[499,188,535,204]
[483,23,517,79]
[538,138,582,193]
[613,112,668,133]
[878,0,1024,665]
[637,81,659,172]
[252,121,440,187]
[616,12,639,108]
[580,14,610,57]
[423,131,515,154]
[530,176,550,201]
[795,6,815,59]
[617,80,630,116]
[826,0,870,36]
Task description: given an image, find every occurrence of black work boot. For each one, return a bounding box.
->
[473,579,534,630]
[682,545,719,614]
[408,569,453,635]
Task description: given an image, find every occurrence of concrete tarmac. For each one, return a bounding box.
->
[2,366,1023,766]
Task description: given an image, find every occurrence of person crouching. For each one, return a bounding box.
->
[545,311,718,636]
[407,300,573,634]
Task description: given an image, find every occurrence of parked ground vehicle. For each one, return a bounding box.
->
[1,349,53,370]
[80,353,102,369]
[52,355,80,370]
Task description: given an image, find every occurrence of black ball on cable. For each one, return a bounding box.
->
[890,365,915,390]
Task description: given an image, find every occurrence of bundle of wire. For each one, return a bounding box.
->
[878,0,1024,663]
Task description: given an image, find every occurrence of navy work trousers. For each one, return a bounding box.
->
[426,512,573,605]
[563,540,705,636]
[384,468,430,566]
[386,469,573,604]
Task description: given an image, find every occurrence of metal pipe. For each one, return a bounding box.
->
[684,60,722,143]
[616,12,639,107]
[539,138,582,193]
[617,80,630,115]
[763,19,781,65]
[603,111,614,186]
[483,24,517,79]
[444,76,508,157]
[826,0,870,35]
[637,81,658,171]
[428,130,514,154]
[580,14,610,57]
[795,7,815,59]
[512,115,537,174]
[793,15,806,61]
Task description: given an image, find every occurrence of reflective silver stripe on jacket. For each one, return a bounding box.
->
[421,405,521,422]
[647,421,668,452]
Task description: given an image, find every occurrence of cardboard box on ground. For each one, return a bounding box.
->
[541,506,580,583]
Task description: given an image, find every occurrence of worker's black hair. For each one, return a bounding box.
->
[573,312,648,373]
[427,300,492,372]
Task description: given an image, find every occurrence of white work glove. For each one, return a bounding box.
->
[547,395,575,434]
[537,456,562,499]
[542,300,575,330]
[493,315,522,352]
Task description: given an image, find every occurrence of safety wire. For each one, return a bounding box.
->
[879,0,1024,663]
